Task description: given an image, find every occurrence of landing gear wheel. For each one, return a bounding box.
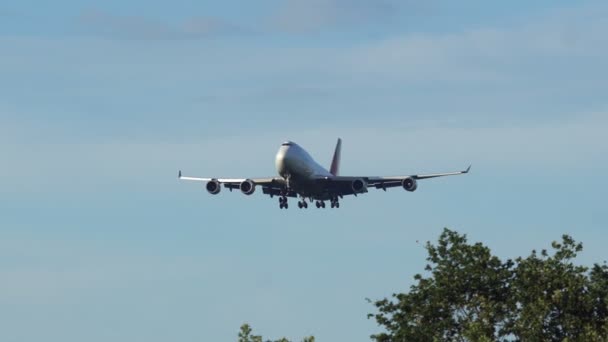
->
[279,196,289,209]
[320,201,326,208]
[315,201,321,209]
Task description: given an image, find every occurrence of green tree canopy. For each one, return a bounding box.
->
[238,324,314,342]
[369,229,608,342]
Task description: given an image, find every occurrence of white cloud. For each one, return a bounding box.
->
[3,3,608,95]
[343,8,608,83]
[77,9,241,40]
[73,1,416,38]
[271,0,400,33]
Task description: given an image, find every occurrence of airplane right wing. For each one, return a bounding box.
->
[178,171,296,197]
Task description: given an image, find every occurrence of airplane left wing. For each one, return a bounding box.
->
[369,165,471,182]
[367,165,470,191]
[314,165,471,195]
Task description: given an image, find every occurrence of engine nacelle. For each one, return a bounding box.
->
[206,179,221,195]
[402,177,417,192]
[240,179,256,195]
[351,178,368,194]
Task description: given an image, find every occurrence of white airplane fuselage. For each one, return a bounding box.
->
[275,141,333,197]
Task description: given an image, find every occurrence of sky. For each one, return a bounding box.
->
[1,0,607,341]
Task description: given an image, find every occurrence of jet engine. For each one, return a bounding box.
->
[206,179,221,195]
[240,179,256,195]
[351,178,368,194]
[402,177,417,192]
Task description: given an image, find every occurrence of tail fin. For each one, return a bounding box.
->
[330,138,342,176]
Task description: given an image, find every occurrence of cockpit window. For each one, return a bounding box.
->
[282,142,292,146]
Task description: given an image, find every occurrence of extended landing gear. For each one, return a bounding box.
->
[330,197,340,208]
[313,198,340,209]
[279,195,339,209]
[279,196,288,209]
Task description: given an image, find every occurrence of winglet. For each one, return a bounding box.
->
[178,170,182,179]
[464,165,471,173]
[330,138,342,176]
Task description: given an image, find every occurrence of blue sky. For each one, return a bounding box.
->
[1,0,607,341]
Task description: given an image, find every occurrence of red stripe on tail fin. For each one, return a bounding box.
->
[330,138,342,176]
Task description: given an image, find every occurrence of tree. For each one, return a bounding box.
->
[508,237,608,341]
[238,324,315,342]
[238,324,262,342]
[369,229,608,341]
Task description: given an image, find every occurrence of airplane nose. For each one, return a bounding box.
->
[275,147,288,174]
[275,145,293,176]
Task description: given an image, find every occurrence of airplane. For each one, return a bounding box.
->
[178,139,470,209]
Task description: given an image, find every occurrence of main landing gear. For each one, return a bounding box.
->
[314,198,339,209]
[279,196,288,209]
[279,196,340,209]
[280,196,310,209]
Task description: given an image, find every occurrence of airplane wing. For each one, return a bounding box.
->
[178,171,296,197]
[315,165,471,195]
[178,171,270,184]
[369,165,471,182]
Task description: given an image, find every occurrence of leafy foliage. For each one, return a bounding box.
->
[238,324,315,342]
[369,229,608,342]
